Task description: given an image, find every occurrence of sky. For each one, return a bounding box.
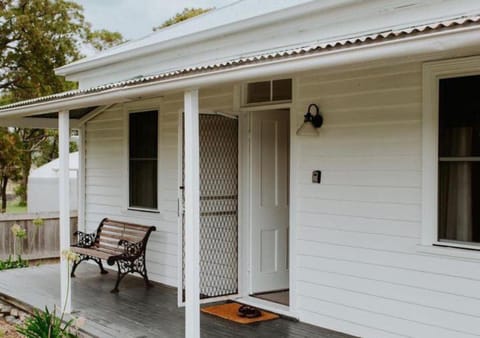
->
[75,0,239,40]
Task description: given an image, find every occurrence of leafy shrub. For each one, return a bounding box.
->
[0,256,28,271]
[17,307,77,338]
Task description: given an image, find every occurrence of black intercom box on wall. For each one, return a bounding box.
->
[312,170,321,184]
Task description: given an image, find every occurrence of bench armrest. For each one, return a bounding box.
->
[118,239,144,258]
[73,231,97,248]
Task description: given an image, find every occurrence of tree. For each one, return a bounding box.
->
[0,0,124,206]
[0,128,21,213]
[13,128,51,206]
[0,0,125,99]
[86,29,125,52]
[153,7,211,31]
[33,129,78,168]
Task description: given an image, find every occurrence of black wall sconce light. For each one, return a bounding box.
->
[296,103,323,136]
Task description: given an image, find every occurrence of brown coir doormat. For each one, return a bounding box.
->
[201,303,279,324]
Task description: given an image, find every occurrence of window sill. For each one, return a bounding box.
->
[127,207,160,214]
[121,208,161,219]
[416,244,480,261]
[239,101,292,111]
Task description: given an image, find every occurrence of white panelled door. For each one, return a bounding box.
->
[251,109,289,294]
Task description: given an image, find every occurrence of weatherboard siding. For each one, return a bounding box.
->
[294,62,480,338]
[84,86,234,287]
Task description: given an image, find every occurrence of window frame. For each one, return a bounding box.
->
[422,56,480,251]
[124,107,161,214]
[241,78,292,107]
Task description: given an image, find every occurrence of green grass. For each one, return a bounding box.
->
[5,200,27,214]
[0,256,29,271]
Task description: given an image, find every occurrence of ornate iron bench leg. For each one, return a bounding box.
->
[72,255,108,277]
[141,270,154,288]
[136,253,153,289]
[96,258,108,275]
[71,254,90,277]
[71,258,81,278]
[111,261,128,293]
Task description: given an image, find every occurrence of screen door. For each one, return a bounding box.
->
[181,114,239,300]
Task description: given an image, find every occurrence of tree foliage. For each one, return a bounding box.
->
[0,0,124,99]
[33,129,78,168]
[86,28,125,52]
[13,128,51,206]
[0,128,21,212]
[0,0,124,207]
[0,0,83,100]
[153,7,211,31]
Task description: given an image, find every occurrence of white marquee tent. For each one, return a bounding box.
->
[27,152,78,213]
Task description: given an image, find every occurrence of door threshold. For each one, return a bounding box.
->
[178,294,239,307]
[252,289,289,306]
[233,295,298,319]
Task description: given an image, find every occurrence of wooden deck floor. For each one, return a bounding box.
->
[0,264,354,338]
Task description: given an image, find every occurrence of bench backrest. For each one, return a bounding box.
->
[94,218,156,254]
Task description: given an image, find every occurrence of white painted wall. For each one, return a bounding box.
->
[293,62,480,338]
[84,86,233,286]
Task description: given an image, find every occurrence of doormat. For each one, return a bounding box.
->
[201,303,279,324]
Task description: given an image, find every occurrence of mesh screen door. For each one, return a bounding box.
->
[181,114,239,300]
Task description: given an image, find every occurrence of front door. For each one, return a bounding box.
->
[250,109,290,294]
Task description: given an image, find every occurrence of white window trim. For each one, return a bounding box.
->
[122,103,161,215]
[421,55,480,252]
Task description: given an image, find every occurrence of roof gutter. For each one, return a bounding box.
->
[2,25,479,119]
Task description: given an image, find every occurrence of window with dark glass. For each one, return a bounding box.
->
[272,79,292,101]
[247,81,271,103]
[438,75,480,245]
[129,111,158,210]
[245,79,292,104]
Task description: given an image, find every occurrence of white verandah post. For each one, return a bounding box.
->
[77,126,86,232]
[58,110,71,313]
[184,89,200,338]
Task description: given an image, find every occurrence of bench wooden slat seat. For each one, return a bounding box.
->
[71,247,115,261]
[70,218,156,293]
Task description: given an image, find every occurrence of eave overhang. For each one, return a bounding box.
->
[0,14,479,122]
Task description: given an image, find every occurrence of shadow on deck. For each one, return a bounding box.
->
[0,264,354,338]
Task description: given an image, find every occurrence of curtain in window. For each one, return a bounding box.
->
[439,127,473,241]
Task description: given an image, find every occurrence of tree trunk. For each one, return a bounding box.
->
[1,176,8,213]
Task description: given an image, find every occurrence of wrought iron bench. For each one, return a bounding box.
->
[70,218,156,293]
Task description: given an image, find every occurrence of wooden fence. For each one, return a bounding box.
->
[0,212,78,260]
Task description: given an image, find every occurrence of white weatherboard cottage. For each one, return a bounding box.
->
[1,0,480,337]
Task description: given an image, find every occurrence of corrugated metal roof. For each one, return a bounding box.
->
[57,0,313,71]
[1,14,479,112]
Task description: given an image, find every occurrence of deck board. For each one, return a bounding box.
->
[0,264,354,338]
